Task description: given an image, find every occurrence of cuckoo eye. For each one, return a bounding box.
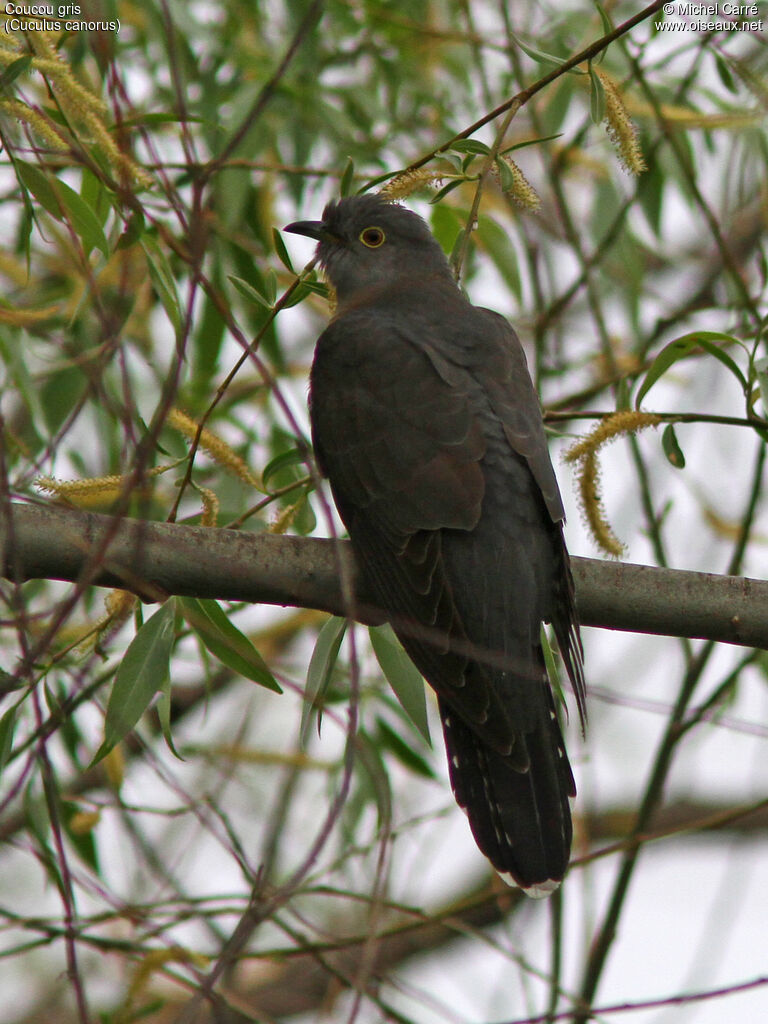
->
[359,226,385,248]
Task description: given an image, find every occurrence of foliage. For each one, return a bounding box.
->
[0,2,766,1022]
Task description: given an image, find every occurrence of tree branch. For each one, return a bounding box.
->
[2,502,767,649]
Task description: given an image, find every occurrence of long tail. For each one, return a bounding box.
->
[439,676,575,894]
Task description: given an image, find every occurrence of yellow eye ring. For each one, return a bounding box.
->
[359,226,386,248]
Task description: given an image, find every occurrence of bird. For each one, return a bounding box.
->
[285,195,586,896]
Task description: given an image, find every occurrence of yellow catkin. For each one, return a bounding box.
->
[378,170,443,200]
[9,30,152,187]
[594,69,646,175]
[36,465,171,507]
[0,302,63,325]
[77,589,137,654]
[564,411,662,557]
[122,946,209,1015]
[167,408,263,491]
[498,155,541,211]
[579,449,624,557]
[104,589,137,624]
[102,744,124,789]
[563,410,662,464]
[627,97,763,130]
[37,473,125,499]
[0,98,71,151]
[196,486,220,527]
[268,498,303,535]
[68,809,101,835]
[0,251,31,286]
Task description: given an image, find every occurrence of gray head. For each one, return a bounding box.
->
[285,195,453,304]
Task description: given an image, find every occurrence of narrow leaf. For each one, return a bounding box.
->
[474,215,522,301]
[228,274,274,309]
[179,597,281,693]
[141,238,182,333]
[635,332,747,408]
[61,801,100,873]
[157,674,184,759]
[594,3,613,56]
[369,623,431,745]
[511,33,568,67]
[272,227,295,273]
[500,132,563,155]
[261,447,306,489]
[450,139,491,155]
[0,55,32,91]
[429,177,466,204]
[662,423,686,469]
[301,616,346,747]
[339,157,355,197]
[588,65,606,124]
[715,55,737,94]
[16,161,109,257]
[116,210,145,251]
[754,356,768,418]
[0,704,18,777]
[376,717,435,779]
[91,601,176,765]
[354,728,392,824]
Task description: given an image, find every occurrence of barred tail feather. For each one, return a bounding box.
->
[439,676,575,893]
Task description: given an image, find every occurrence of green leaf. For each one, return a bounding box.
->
[261,446,307,489]
[272,227,295,273]
[91,601,176,765]
[354,728,392,824]
[636,151,665,236]
[369,623,430,745]
[339,156,355,197]
[494,155,516,193]
[80,167,111,227]
[116,112,208,129]
[41,364,87,434]
[0,55,32,92]
[594,3,614,56]
[449,139,491,155]
[301,616,346,747]
[500,132,563,155]
[376,717,435,779]
[429,177,467,204]
[0,704,18,778]
[157,674,184,759]
[16,161,110,258]
[755,356,768,415]
[540,625,566,714]
[635,332,748,408]
[141,238,182,333]
[282,277,331,307]
[474,214,521,301]
[61,801,100,874]
[588,64,606,124]
[357,169,399,194]
[662,423,686,469]
[228,274,274,309]
[715,55,737,94]
[116,210,145,251]
[511,33,568,68]
[179,597,281,693]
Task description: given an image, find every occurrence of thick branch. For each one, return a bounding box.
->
[2,502,767,648]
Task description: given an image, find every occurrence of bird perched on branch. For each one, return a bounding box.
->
[286,195,586,896]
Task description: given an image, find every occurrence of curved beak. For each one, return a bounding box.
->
[283,219,329,241]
